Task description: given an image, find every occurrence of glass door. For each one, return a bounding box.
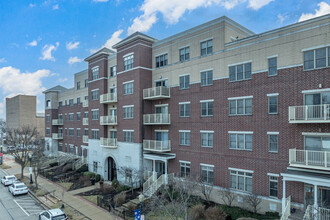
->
[156,131,169,148]
[155,79,168,87]
[156,161,165,178]
[109,108,117,116]
[155,105,169,123]
[109,130,117,139]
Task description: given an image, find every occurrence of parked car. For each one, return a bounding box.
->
[8,182,28,196]
[1,175,17,186]
[39,209,68,220]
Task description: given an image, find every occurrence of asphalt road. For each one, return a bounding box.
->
[0,168,45,220]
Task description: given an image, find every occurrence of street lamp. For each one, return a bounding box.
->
[139,194,144,217]
[29,154,33,184]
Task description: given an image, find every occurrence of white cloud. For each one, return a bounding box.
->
[247,0,274,10]
[103,29,123,49]
[40,42,59,61]
[52,4,59,10]
[299,2,330,22]
[28,40,38,47]
[89,48,98,54]
[0,66,50,97]
[57,78,68,83]
[0,58,6,63]
[68,56,82,64]
[66,41,80,50]
[29,3,36,7]
[93,0,108,2]
[0,102,3,118]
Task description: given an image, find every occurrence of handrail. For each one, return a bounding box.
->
[281,196,291,220]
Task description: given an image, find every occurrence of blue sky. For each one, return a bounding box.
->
[0,0,329,118]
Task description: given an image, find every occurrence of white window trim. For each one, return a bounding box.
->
[302,88,330,94]
[267,132,279,135]
[200,37,213,43]
[123,129,134,132]
[228,131,253,134]
[179,160,191,164]
[91,88,99,92]
[200,130,214,133]
[267,93,279,97]
[155,52,168,57]
[267,55,278,59]
[92,66,99,70]
[123,80,134,84]
[123,52,134,58]
[178,45,190,50]
[228,95,253,100]
[155,130,169,132]
[200,68,213,73]
[91,129,99,131]
[301,44,330,52]
[229,167,254,173]
[123,105,134,108]
[267,173,280,177]
[179,101,191,105]
[155,104,168,107]
[200,99,214,103]
[91,109,99,111]
[302,132,330,136]
[154,78,168,82]
[179,130,191,132]
[228,60,253,67]
[179,73,190,77]
[200,163,214,168]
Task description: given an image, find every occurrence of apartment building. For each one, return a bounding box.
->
[44,14,330,214]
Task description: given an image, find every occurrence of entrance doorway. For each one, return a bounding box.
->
[107,157,117,181]
[156,161,165,178]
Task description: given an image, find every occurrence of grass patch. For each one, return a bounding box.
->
[58,182,73,190]
[0,164,11,169]
[35,189,48,197]
[81,195,100,205]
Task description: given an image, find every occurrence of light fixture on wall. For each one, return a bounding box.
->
[159,76,162,79]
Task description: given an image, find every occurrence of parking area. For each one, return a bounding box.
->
[14,195,45,217]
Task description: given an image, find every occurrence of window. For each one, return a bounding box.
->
[304,47,330,70]
[123,82,134,95]
[69,99,74,106]
[201,39,212,56]
[69,113,74,121]
[201,131,214,147]
[316,48,327,68]
[124,131,134,143]
[155,80,168,87]
[84,111,88,118]
[85,79,88,88]
[179,75,190,89]
[85,95,88,100]
[58,143,63,151]
[69,128,74,136]
[201,100,213,116]
[77,81,80,90]
[77,128,81,137]
[179,47,189,62]
[92,130,99,139]
[46,128,50,135]
[201,70,213,86]
[84,128,88,136]
[46,100,51,108]
[268,133,278,153]
[65,100,67,106]
[268,57,277,76]
[229,97,252,115]
[110,65,117,77]
[76,112,81,121]
[201,165,214,185]
[230,169,253,192]
[91,110,99,120]
[229,132,253,150]
[77,97,81,105]
[179,131,190,146]
[156,54,168,68]
[180,161,190,178]
[58,101,62,107]
[179,102,190,117]
[46,115,50,123]
[229,63,252,82]
[92,66,99,80]
[269,176,278,198]
[123,106,134,119]
[124,54,134,70]
[305,136,330,151]
[91,90,99,100]
[93,161,98,172]
[65,128,67,135]
[268,95,278,114]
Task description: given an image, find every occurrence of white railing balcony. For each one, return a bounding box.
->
[100,116,117,125]
[52,119,63,125]
[303,205,330,220]
[281,196,291,220]
[143,86,170,100]
[52,133,63,140]
[83,118,88,126]
[289,104,330,123]
[100,138,117,148]
[289,149,330,171]
[143,140,171,152]
[100,93,117,104]
[143,114,170,125]
[83,135,88,144]
[82,100,88,108]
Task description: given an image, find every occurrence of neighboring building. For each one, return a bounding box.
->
[44,15,330,214]
[6,95,45,136]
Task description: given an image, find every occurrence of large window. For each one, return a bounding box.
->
[92,66,99,80]
[46,128,50,135]
[201,70,213,86]
[69,113,74,121]
[91,90,99,100]
[229,132,253,150]
[77,81,80,90]
[269,176,278,198]
[77,97,81,105]
[268,133,278,153]
[58,143,63,152]
[201,100,213,117]
[201,165,214,185]
[76,112,81,121]
[201,131,214,148]
[201,39,212,56]
[230,169,252,192]
[229,97,252,115]
[69,128,74,136]
[179,130,190,146]
[179,75,190,89]
[268,57,277,76]
[124,54,134,70]
[69,99,74,106]
[123,106,134,119]
[179,102,190,117]
[268,95,278,114]
[85,79,88,88]
[124,131,134,143]
[110,65,116,77]
[92,130,99,139]
[179,47,189,62]
[123,81,134,95]
[304,47,330,70]
[77,128,81,137]
[46,115,50,123]
[229,63,252,82]
[156,54,168,68]
[305,136,330,151]
[180,161,190,178]
[91,110,99,120]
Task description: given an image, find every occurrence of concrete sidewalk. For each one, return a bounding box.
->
[2,155,122,220]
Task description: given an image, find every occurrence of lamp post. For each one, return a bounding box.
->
[29,154,33,184]
[139,194,144,218]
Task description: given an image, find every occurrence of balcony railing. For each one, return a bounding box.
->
[52,119,63,126]
[100,138,117,148]
[52,133,63,140]
[100,93,117,104]
[289,104,330,123]
[143,140,171,152]
[82,100,88,108]
[143,86,170,100]
[289,148,330,171]
[143,114,170,125]
[83,118,88,126]
[83,135,88,144]
[100,116,117,125]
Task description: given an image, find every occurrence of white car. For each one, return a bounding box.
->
[1,175,17,186]
[8,182,28,196]
[39,209,68,220]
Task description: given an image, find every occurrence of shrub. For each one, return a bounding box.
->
[114,191,126,206]
[117,184,130,192]
[102,185,114,193]
[112,179,120,189]
[95,174,101,182]
[79,176,90,185]
[265,212,279,218]
[189,204,205,220]
[49,162,58,167]
[76,164,88,173]
[126,203,136,215]
[62,164,73,173]
[205,206,227,220]
[83,171,95,178]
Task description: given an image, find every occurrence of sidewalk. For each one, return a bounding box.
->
[3,155,122,220]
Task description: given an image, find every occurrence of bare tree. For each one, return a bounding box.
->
[6,126,42,179]
[0,119,6,148]
[118,166,143,195]
[31,139,45,189]
[198,178,214,205]
[219,189,237,206]
[244,193,262,213]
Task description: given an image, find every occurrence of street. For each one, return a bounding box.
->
[0,168,45,220]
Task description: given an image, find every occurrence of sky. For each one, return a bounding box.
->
[0,0,329,119]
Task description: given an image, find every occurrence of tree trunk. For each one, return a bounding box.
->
[34,174,38,189]
[21,164,25,179]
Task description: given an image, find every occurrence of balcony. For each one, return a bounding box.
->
[143,114,170,125]
[52,133,63,140]
[100,93,117,104]
[83,135,88,144]
[52,119,63,126]
[82,100,88,108]
[100,116,117,125]
[100,138,117,148]
[289,148,330,171]
[83,118,88,126]
[143,86,170,100]
[143,140,171,152]
[289,104,330,123]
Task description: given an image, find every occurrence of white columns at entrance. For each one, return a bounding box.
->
[153,160,156,181]
[165,160,168,184]
[314,184,318,220]
[282,179,286,214]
